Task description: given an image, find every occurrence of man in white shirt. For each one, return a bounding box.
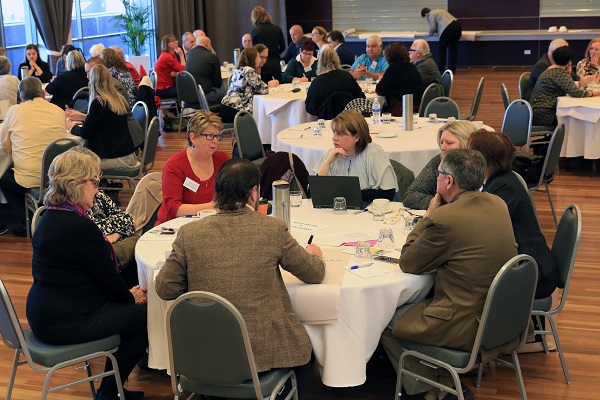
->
[0,77,70,236]
[241,33,253,49]
[181,32,196,61]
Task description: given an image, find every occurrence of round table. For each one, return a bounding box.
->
[135,200,433,387]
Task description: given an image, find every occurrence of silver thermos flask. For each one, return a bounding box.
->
[20,66,29,79]
[233,48,241,66]
[272,180,290,228]
[402,94,413,131]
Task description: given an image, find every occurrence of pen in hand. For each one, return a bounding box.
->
[308,235,314,244]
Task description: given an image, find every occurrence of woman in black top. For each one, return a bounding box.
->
[27,147,148,400]
[376,43,424,116]
[45,50,89,109]
[250,6,286,83]
[18,44,53,83]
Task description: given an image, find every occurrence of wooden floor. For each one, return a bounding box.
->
[2,67,600,399]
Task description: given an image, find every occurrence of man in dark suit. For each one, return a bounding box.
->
[185,36,225,105]
[380,149,518,398]
[326,30,355,66]
[281,25,306,63]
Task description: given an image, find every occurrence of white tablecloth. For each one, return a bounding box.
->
[135,201,434,387]
[556,96,600,159]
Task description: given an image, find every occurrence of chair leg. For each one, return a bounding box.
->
[510,351,528,400]
[5,349,20,400]
[545,314,571,384]
[535,315,550,354]
[85,361,96,397]
[545,183,558,226]
[475,363,484,387]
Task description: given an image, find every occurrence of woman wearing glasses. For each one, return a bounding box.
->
[27,147,148,400]
[282,39,318,83]
[155,110,229,224]
[254,43,281,85]
[310,26,330,56]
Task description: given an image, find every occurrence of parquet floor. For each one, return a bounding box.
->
[1,67,600,399]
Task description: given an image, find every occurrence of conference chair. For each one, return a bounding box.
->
[30,205,47,237]
[512,171,541,230]
[460,77,484,121]
[0,277,125,400]
[528,124,566,226]
[125,172,163,236]
[423,96,460,119]
[233,111,267,165]
[531,204,581,384]
[70,87,89,112]
[340,64,352,70]
[441,69,453,97]
[175,71,204,135]
[24,138,81,239]
[321,91,356,119]
[418,83,443,117]
[389,159,415,202]
[500,83,511,110]
[345,97,373,117]
[518,72,531,100]
[502,99,533,151]
[131,101,148,150]
[167,291,299,400]
[395,254,538,400]
[100,116,160,191]
[151,70,180,131]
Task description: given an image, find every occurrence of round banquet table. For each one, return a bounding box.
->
[273,118,489,175]
[135,200,434,387]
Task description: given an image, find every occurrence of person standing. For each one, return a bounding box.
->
[250,6,286,83]
[421,7,462,74]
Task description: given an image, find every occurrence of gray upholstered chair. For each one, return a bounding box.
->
[70,87,89,112]
[460,77,484,121]
[531,204,581,384]
[389,159,415,202]
[502,99,533,151]
[30,205,47,237]
[518,72,531,100]
[395,254,538,400]
[418,82,443,117]
[0,277,124,400]
[441,69,453,97]
[233,111,267,165]
[500,83,510,110]
[167,291,299,400]
[423,96,460,119]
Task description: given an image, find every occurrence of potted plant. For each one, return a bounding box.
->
[112,0,152,72]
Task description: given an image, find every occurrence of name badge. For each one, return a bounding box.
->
[370,60,378,70]
[303,65,312,73]
[183,177,200,193]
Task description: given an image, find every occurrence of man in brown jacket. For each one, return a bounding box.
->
[156,158,325,375]
[381,149,518,398]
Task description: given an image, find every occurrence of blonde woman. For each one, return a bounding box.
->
[403,120,477,209]
[311,26,330,55]
[46,50,89,109]
[66,64,138,170]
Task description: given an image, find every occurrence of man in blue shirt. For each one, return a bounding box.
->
[281,25,307,63]
[350,35,388,80]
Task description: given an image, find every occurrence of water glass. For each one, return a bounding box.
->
[382,113,392,124]
[371,198,389,221]
[290,191,302,207]
[378,228,395,249]
[365,77,373,89]
[413,113,419,125]
[403,211,417,231]
[333,197,347,214]
[355,241,372,259]
[293,81,300,90]
[428,113,437,123]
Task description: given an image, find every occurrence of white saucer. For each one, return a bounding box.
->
[377,132,396,138]
[367,204,395,214]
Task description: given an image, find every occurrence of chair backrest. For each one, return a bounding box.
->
[518,72,531,99]
[132,100,149,131]
[418,83,443,117]
[140,117,160,173]
[39,138,81,195]
[234,111,266,161]
[389,159,415,202]
[0,277,24,352]
[176,71,203,108]
[423,96,460,118]
[149,70,157,89]
[512,170,540,229]
[70,87,89,111]
[551,204,581,296]
[31,205,48,236]
[500,83,510,110]
[502,99,532,149]
[535,123,565,188]
[441,69,453,97]
[469,255,537,365]
[322,91,356,119]
[197,84,211,110]
[167,291,264,399]
[340,64,352,70]
[467,77,485,120]
[345,98,373,116]
[125,171,162,235]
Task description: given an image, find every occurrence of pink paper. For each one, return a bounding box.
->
[342,239,378,247]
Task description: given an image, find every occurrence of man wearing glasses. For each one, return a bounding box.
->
[409,39,442,87]
[380,149,517,399]
[185,36,226,105]
[350,35,389,80]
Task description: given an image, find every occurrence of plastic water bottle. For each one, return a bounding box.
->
[372,98,381,124]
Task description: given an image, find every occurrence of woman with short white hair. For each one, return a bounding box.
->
[46,50,89,109]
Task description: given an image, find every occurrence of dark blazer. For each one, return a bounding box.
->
[335,43,355,66]
[484,170,558,298]
[185,46,223,93]
[376,62,424,115]
[18,59,53,83]
[305,69,365,118]
[251,23,286,58]
[281,36,307,63]
[45,68,89,109]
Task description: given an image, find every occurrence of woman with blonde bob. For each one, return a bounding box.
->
[314,109,397,201]
[403,120,477,209]
[66,64,138,170]
[27,147,148,400]
[46,50,89,109]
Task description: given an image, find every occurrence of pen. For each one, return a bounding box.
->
[349,262,373,270]
[308,235,314,244]
[354,208,369,214]
[160,227,174,232]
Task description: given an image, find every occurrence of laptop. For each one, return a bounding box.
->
[308,175,365,209]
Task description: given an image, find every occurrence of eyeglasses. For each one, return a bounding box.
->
[435,169,450,177]
[259,55,267,60]
[301,52,313,56]
[409,49,418,52]
[88,173,102,188]
[197,133,224,141]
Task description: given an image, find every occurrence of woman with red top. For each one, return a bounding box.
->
[156,110,229,224]
[153,34,185,99]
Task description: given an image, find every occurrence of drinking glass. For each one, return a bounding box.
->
[428,113,437,123]
[413,113,419,125]
[371,199,389,221]
[378,228,395,249]
[290,191,302,207]
[382,113,392,124]
[333,197,347,214]
[355,241,372,259]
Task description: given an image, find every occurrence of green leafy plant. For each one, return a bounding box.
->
[111,0,152,56]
